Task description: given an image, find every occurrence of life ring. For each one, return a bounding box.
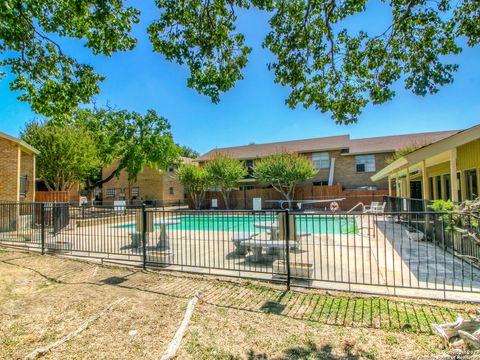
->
[329,201,339,212]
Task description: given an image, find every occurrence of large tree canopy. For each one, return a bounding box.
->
[69,107,179,188]
[149,0,479,123]
[0,0,139,116]
[21,120,100,191]
[2,0,479,122]
[23,107,179,191]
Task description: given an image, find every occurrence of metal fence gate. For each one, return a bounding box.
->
[0,201,479,302]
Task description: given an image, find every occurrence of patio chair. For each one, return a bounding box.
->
[364,202,386,214]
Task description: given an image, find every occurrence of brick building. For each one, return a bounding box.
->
[0,132,37,202]
[196,131,459,191]
[101,157,193,205]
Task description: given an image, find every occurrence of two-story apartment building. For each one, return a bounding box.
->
[196,131,459,190]
[101,157,193,205]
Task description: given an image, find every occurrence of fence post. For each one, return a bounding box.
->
[284,209,291,291]
[142,203,147,270]
[40,203,45,255]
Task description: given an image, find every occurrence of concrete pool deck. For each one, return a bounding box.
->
[1,214,479,302]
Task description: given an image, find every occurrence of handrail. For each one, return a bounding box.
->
[347,202,365,213]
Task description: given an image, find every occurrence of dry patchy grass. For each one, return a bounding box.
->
[0,247,478,360]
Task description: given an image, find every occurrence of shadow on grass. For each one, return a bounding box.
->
[248,341,376,360]
[0,252,471,335]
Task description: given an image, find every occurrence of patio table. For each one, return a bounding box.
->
[153,219,181,250]
[240,239,286,262]
[253,221,279,240]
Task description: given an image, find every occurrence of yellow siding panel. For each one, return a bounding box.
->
[427,162,450,177]
[458,139,480,170]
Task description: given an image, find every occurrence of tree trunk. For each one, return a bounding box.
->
[85,165,124,191]
[199,191,206,209]
[282,191,292,210]
[192,192,200,210]
[221,191,230,210]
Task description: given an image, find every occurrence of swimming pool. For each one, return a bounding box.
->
[113,215,357,235]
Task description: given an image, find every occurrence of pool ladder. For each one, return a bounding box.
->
[347,202,365,213]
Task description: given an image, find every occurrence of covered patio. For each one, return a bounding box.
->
[372,124,480,205]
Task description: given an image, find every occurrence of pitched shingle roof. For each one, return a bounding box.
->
[196,131,459,161]
[197,135,351,161]
[347,131,460,155]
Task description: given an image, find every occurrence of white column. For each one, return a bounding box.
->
[388,176,392,196]
[450,149,459,202]
[421,161,429,200]
[406,168,411,198]
[460,170,466,201]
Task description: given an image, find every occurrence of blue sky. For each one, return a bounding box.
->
[1,2,479,155]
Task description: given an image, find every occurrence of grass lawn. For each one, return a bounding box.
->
[0,247,478,359]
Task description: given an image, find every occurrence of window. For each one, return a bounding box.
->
[313,181,328,186]
[429,177,434,200]
[239,185,254,190]
[169,187,174,195]
[168,165,175,172]
[444,174,451,200]
[19,175,28,197]
[355,155,376,173]
[465,169,478,200]
[131,187,139,197]
[312,152,330,169]
[106,188,115,197]
[457,172,462,202]
[436,176,442,200]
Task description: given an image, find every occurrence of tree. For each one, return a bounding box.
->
[176,164,211,209]
[253,152,317,208]
[178,145,200,159]
[21,120,100,191]
[387,141,431,164]
[204,154,247,209]
[1,1,139,116]
[68,107,179,189]
[4,1,480,123]
[148,0,480,123]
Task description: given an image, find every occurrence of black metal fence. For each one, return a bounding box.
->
[0,201,479,301]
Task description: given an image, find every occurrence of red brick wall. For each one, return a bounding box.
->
[20,150,35,202]
[301,150,391,189]
[0,138,20,201]
[101,161,186,204]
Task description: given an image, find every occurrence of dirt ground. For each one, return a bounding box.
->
[1,247,479,360]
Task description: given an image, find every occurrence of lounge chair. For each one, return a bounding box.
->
[364,202,386,214]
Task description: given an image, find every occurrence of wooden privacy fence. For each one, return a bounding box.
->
[196,184,394,211]
[35,191,70,203]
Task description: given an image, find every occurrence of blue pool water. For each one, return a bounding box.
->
[112,215,357,234]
